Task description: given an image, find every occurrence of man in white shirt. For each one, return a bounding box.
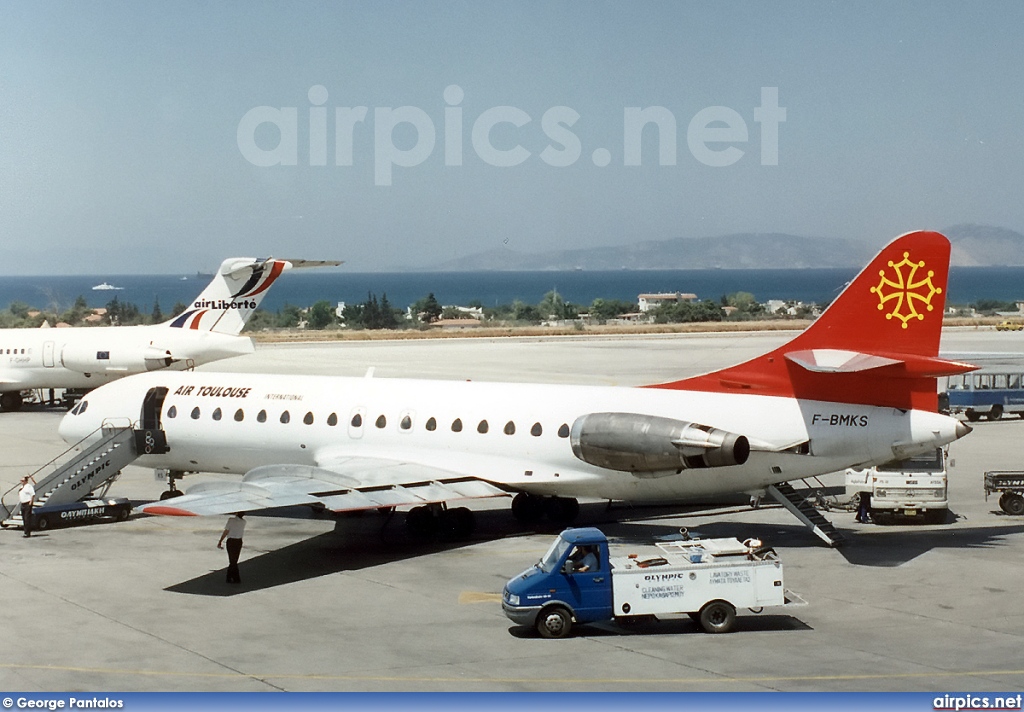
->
[217,512,246,583]
[18,476,35,538]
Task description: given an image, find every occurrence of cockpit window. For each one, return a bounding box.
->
[70,400,88,416]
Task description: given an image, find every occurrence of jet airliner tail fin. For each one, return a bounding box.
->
[163,258,292,335]
[652,231,975,410]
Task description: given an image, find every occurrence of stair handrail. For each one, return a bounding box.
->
[2,418,137,521]
[26,420,135,497]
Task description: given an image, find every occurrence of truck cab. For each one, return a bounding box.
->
[845,447,948,523]
[502,527,612,638]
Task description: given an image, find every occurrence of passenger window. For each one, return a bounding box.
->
[451,418,463,432]
[558,423,570,438]
[257,410,267,423]
[504,421,515,435]
[327,413,338,426]
[280,411,291,424]
[351,413,363,428]
[1012,375,1022,389]
[996,375,1009,389]
[531,422,542,436]
[212,408,222,421]
[376,414,387,428]
[478,420,489,433]
[304,411,314,425]
[191,407,200,420]
[167,405,177,418]
[425,417,437,431]
[400,415,412,430]
[234,409,244,422]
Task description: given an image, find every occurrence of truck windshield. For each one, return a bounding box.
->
[538,536,572,573]
[877,448,943,473]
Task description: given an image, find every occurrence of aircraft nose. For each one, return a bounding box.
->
[955,421,973,440]
[58,404,94,445]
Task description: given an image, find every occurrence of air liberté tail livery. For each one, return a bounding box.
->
[0,258,334,412]
[59,231,974,530]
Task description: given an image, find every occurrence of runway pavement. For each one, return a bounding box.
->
[2,327,1024,692]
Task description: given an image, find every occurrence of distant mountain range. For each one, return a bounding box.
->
[425,224,1024,271]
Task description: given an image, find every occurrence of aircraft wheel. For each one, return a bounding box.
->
[536,606,573,639]
[0,391,23,412]
[699,600,736,634]
[439,507,475,540]
[1000,493,1024,516]
[511,493,544,523]
[544,496,580,523]
[159,490,184,501]
[988,405,1003,421]
[405,505,438,537]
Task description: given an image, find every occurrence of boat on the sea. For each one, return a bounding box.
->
[92,282,124,291]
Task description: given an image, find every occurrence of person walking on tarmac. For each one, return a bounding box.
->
[18,476,36,538]
[217,512,246,583]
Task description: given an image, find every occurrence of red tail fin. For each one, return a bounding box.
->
[651,231,975,410]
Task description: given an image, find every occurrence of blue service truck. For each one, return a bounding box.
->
[502,527,803,637]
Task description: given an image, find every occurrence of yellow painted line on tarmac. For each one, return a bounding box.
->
[459,591,503,604]
[2,661,1024,685]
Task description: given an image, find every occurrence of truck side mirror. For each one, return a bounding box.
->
[562,560,575,575]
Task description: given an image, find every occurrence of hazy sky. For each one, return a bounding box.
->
[1,1,1022,273]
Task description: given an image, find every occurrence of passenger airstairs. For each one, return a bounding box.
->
[768,481,846,547]
[2,424,140,529]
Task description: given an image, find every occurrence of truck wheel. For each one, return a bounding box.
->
[988,405,1003,421]
[1000,493,1024,516]
[536,607,573,639]
[923,509,947,524]
[965,409,980,422]
[699,600,736,634]
[35,515,50,531]
[116,509,131,522]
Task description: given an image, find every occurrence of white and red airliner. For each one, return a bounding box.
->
[58,231,974,534]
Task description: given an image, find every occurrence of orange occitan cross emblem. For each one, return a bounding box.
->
[870,251,942,329]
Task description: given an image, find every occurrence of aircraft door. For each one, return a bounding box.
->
[136,386,170,455]
[43,341,55,368]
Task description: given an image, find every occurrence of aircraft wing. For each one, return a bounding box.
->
[140,460,509,517]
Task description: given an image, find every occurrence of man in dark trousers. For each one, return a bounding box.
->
[217,512,246,583]
[18,476,36,538]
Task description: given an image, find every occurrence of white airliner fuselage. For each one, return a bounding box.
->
[1,327,253,390]
[59,370,965,504]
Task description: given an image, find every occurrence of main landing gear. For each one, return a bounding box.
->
[510,493,580,524]
[405,503,476,540]
[0,391,24,412]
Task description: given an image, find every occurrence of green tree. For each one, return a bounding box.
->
[589,298,635,322]
[9,301,30,319]
[151,299,164,323]
[417,293,443,323]
[278,303,303,328]
[306,300,336,329]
